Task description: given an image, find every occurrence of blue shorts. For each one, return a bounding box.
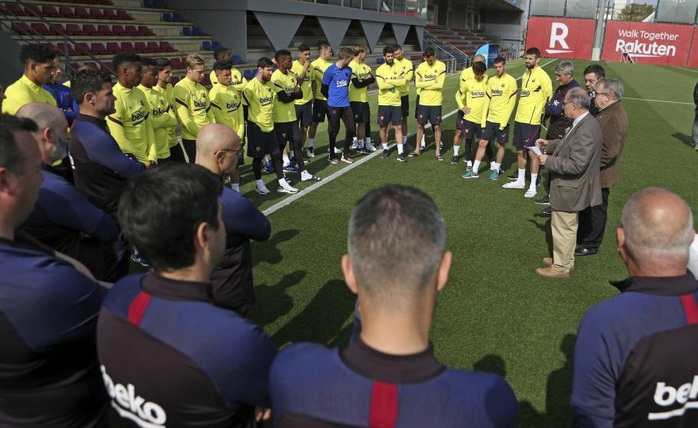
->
[456,112,482,140]
[481,121,510,146]
[513,122,541,149]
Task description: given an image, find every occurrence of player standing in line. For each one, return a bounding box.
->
[138,58,177,164]
[462,57,517,180]
[453,61,488,166]
[173,54,213,163]
[2,44,57,115]
[375,46,407,162]
[322,47,356,164]
[209,61,246,192]
[209,47,248,91]
[107,53,156,167]
[502,47,552,198]
[393,45,414,150]
[452,54,489,166]
[272,50,321,181]
[290,44,314,157]
[412,48,446,160]
[153,58,181,161]
[243,57,299,195]
[307,43,334,155]
[348,45,376,154]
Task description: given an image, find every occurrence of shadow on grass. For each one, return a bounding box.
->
[252,229,300,267]
[672,131,696,149]
[253,269,306,327]
[271,279,355,348]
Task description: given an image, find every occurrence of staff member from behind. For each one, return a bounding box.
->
[173,54,213,163]
[98,163,277,426]
[535,88,602,278]
[2,44,57,115]
[0,114,109,427]
[375,46,407,161]
[270,184,518,427]
[572,187,698,427]
[412,48,446,160]
[322,47,356,164]
[575,78,628,257]
[195,124,271,315]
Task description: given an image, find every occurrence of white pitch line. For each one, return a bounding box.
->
[623,97,693,106]
[262,59,557,216]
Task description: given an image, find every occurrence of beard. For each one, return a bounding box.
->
[49,136,69,163]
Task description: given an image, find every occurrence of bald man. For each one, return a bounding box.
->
[17,104,126,282]
[195,124,271,315]
[571,188,698,427]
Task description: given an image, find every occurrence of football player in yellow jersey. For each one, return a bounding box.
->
[453,61,489,166]
[394,45,414,150]
[503,47,553,198]
[139,58,177,164]
[413,48,446,160]
[209,47,247,90]
[348,45,376,154]
[290,45,314,157]
[462,57,517,181]
[2,44,57,115]
[154,58,181,160]
[375,46,407,161]
[453,54,487,164]
[307,43,333,154]
[173,54,213,163]
[107,53,156,167]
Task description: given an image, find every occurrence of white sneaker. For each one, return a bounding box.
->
[333,146,342,154]
[278,179,299,194]
[365,141,377,152]
[502,181,525,189]
[351,137,359,150]
[254,182,270,195]
[524,189,537,198]
[301,170,321,182]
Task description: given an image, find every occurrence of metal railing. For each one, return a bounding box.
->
[424,30,469,70]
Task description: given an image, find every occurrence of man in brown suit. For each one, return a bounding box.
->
[535,88,603,278]
[576,79,629,256]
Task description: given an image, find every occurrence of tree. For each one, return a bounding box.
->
[617,3,655,21]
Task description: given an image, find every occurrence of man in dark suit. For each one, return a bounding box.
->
[535,88,603,278]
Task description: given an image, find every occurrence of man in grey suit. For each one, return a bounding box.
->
[535,88,603,278]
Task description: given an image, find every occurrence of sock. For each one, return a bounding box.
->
[517,168,526,183]
[357,139,364,148]
[366,137,372,145]
[493,162,501,172]
[308,138,314,148]
[490,161,495,170]
[473,160,481,172]
[453,145,460,156]
[283,155,291,165]
[402,136,407,144]
[397,143,404,154]
[421,135,426,146]
[382,142,389,150]
[530,173,538,189]
[231,182,240,193]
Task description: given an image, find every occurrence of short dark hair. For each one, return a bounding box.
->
[472,61,486,74]
[525,47,541,57]
[274,49,292,62]
[257,57,273,69]
[424,47,435,57]
[113,53,142,71]
[213,47,232,61]
[393,44,403,51]
[118,163,223,271]
[141,57,157,68]
[298,44,310,53]
[212,61,232,72]
[71,69,112,105]
[583,64,605,79]
[0,114,39,171]
[155,57,171,71]
[19,43,56,66]
[383,46,395,56]
[494,56,506,65]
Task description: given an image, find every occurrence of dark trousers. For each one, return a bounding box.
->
[328,106,355,159]
[577,187,610,250]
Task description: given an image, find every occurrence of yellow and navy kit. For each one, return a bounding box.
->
[311,58,333,101]
[414,60,446,106]
[138,84,178,160]
[2,75,57,115]
[243,78,275,132]
[209,83,245,139]
[153,83,179,148]
[456,77,489,125]
[173,77,213,140]
[394,57,413,96]
[210,67,247,92]
[291,60,314,105]
[514,66,552,125]
[348,60,373,103]
[375,63,406,107]
[486,73,518,128]
[271,69,298,123]
[107,83,155,163]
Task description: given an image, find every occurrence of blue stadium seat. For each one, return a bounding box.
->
[243,69,256,80]
[376,58,385,64]
[183,27,193,36]
[231,55,244,65]
[202,41,212,50]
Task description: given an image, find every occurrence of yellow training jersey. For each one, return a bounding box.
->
[514,66,553,125]
[271,69,298,123]
[2,75,57,115]
[139,84,178,160]
[456,77,489,126]
[209,83,245,139]
[375,62,406,107]
[243,78,275,132]
[210,67,247,92]
[107,83,155,163]
[459,65,482,93]
[485,73,518,128]
[173,77,213,141]
[310,58,333,101]
[348,60,372,103]
[414,60,446,106]
[394,57,413,96]
[290,60,314,105]
[153,83,179,148]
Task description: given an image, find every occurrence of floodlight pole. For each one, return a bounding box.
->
[592,0,605,60]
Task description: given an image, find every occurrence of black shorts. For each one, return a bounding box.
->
[350,101,370,124]
[274,121,297,150]
[377,105,402,127]
[247,121,279,158]
[400,95,409,120]
[513,122,541,149]
[312,99,327,123]
[457,112,482,140]
[295,101,312,129]
[416,105,442,126]
[481,121,510,146]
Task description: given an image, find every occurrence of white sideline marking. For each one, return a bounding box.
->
[262,59,557,216]
[623,97,693,106]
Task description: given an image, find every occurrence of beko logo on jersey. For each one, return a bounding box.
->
[335,79,348,88]
[649,376,698,421]
[491,89,503,96]
[101,366,167,428]
[259,96,273,106]
[423,74,437,81]
[131,111,146,121]
[194,100,208,108]
[470,90,485,98]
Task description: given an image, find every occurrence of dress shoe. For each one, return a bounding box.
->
[575,246,598,257]
[542,257,574,270]
[536,266,570,278]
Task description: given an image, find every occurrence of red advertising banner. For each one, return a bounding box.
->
[601,21,695,66]
[687,27,698,68]
[526,17,596,60]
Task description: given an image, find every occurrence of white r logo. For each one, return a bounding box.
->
[550,23,570,49]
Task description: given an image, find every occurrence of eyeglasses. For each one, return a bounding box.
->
[563,100,574,105]
[216,148,243,157]
[596,92,610,97]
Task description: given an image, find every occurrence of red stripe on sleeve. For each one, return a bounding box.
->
[369,381,398,428]
[680,294,698,324]
[127,292,152,326]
